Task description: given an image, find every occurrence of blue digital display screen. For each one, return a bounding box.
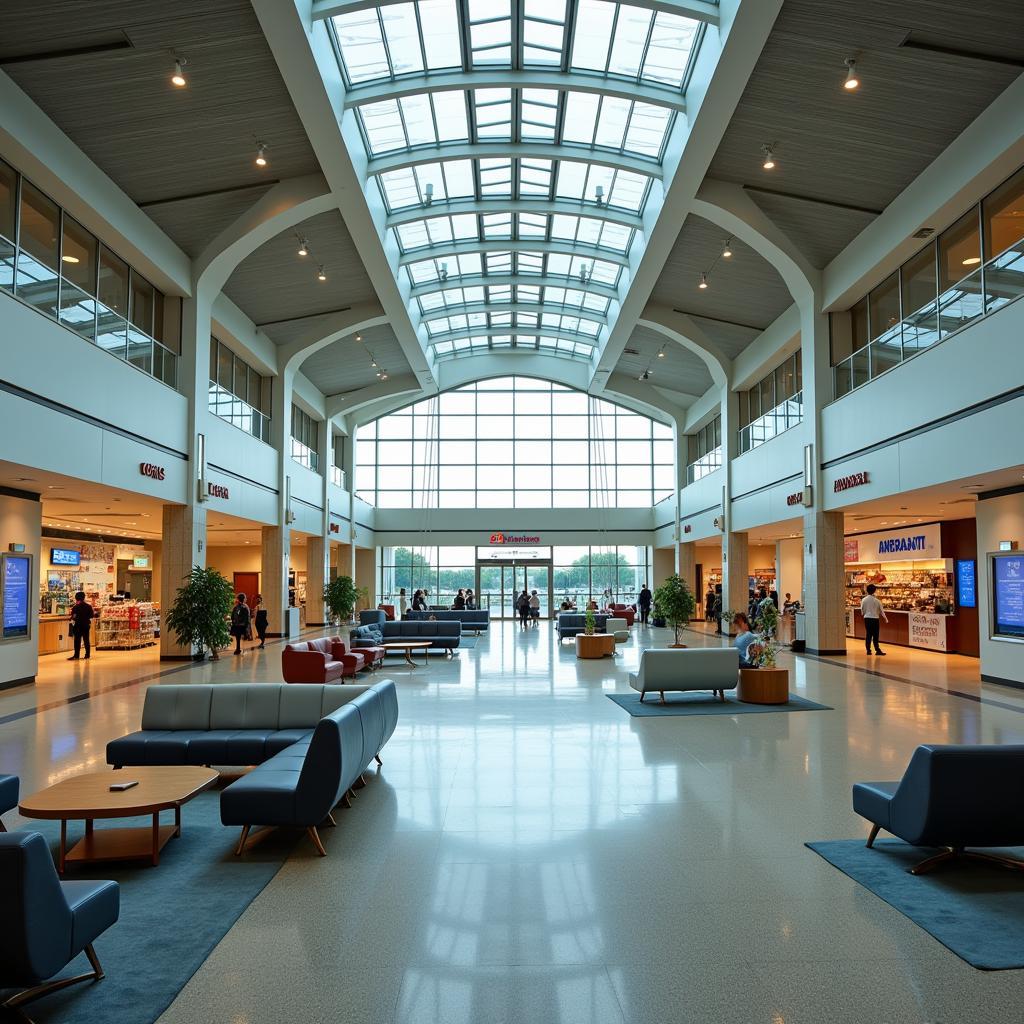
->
[50,547,81,566]
[956,559,976,609]
[3,555,31,640]
[993,556,1024,639]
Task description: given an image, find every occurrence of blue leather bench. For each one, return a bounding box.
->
[853,743,1024,874]
[351,619,463,655]
[405,609,490,632]
[556,613,609,642]
[0,773,18,831]
[106,682,398,857]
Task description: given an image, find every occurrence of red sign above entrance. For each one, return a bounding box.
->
[139,462,165,481]
[490,532,540,545]
[786,491,803,506]
[207,483,229,500]
[834,471,869,493]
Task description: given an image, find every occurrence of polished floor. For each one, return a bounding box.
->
[4,622,1024,1023]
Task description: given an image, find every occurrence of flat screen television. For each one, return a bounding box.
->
[51,547,81,567]
[956,559,976,609]
[991,553,1024,640]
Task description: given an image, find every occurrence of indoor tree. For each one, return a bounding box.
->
[164,565,234,660]
[324,575,360,624]
[653,575,697,647]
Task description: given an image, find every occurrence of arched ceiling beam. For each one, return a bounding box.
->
[386,197,643,232]
[432,352,595,399]
[326,373,423,420]
[195,174,335,297]
[637,305,732,389]
[344,71,686,113]
[367,143,662,181]
[604,372,687,427]
[426,326,599,347]
[280,301,390,376]
[313,0,720,27]
[398,238,631,268]
[409,273,619,302]
[420,301,608,326]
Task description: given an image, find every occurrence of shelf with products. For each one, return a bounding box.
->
[95,601,159,650]
[845,561,955,615]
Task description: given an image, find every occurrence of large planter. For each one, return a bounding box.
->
[737,668,789,705]
[575,633,615,659]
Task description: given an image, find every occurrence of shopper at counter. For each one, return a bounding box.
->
[68,591,93,661]
[860,584,888,656]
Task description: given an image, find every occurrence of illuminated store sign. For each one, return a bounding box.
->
[833,471,869,493]
[490,532,540,545]
[207,483,230,500]
[845,524,942,564]
[139,462,166,481]
[786,491,803,506]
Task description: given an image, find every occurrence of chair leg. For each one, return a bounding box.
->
[964,850,1024,872]
[307,826,328,857]
[375,753,383,766]
[84,943,104,981]
[638,692,645,704]
[659,690,666,705]
[3,944,105,1010]
[342,792,353,809]
[324,812,337,827]
[235,825,251,856]
[866,823,880,849]
[354,772,367,789]
[910,847,961,875]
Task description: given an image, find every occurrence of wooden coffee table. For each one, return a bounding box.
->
[575,633,615,658]
[20,766,218,873]
[381,640,433,666]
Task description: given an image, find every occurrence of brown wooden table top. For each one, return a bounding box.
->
[380,640,434,649]
[20,766,219,820]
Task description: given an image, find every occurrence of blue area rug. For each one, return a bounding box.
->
[9,790,296,1023]
[807,838,1024,969]
[607,691,832,717]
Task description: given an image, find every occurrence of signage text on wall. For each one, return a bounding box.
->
[139,462,166,481]
[207,483,230,500]
[845,524,942,564]
[909,613,947,652]
[786,491,803,506]
[490,532,540,545]
[833,471,869,493]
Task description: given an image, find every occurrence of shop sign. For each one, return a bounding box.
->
[909,613,947,652]
[844,539,859,562]
[139,462,166,481]
[329,523,340,534]
[207,483,230,500]
[833,471,869,493]
[845,524,942,564]
[490,532,540,544]
[683,524,692,534]
[786,491,804,506]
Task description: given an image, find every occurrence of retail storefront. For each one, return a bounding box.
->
[844,520,979,655]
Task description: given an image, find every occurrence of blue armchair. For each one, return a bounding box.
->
[0,773,17,830]
[0,831,120,1014]
[852,744,1024,874]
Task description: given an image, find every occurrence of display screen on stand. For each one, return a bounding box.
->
[992,555,1024,639]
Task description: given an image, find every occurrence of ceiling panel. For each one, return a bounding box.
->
[617,324,712,397]
[299,323,411,395]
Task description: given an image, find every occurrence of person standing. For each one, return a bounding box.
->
[860,584,887,656]
[637,582,653,626]
[67,591,93,661]
[399,588,408,618]
[465,588,476,610]
[529,589,541,626]
[705,587,715,621]
[253,594,269,649]
[230,593,250,656]
[517,589,531,629]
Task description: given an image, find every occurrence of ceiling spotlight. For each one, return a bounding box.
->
[657,346,666,358]
[698,272,708,290]
[638,369,650,381]
[255,142,268,167]
[380,370,389,381]
[171,57,187,88]
[297,238,309,257]
[962,256,981,266]
[595,185,605,206]
[722,239,733,258]
[355,333,362,342]
[317,265,327,281]
[761,144,776,170]
[843,58,859,91]
[439,262,449,282]
[61,254,80,264]
[423,182,434,207]
[371,359,377,368]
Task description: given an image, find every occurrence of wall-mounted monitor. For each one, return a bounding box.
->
[956,559,976,610]
[50,547,81,566]
[2,553,32,641]
[991,553,1024,640]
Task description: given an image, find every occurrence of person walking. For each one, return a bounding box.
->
[230,593,250,656]
[705,587,715,621]
[517,589,531,629]
[67,591,94,660]
[529,589,541,627]
[399,588,408,618]
[637,582,653,627]
[253,594,268,649]
[860,583,888,655]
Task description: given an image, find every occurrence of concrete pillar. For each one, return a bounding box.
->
[305,535,329,626]
[722,530,749,624]
[261,525,292,638]
[677,541,696,596]
[802,509,847,654]
[160,502,207,658]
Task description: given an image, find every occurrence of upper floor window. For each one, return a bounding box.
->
[686,415,721,483]
[330,435,345,488]
[831,162,1024,399]
[737,351,803,455]
[0,155,180,388]
[208,337,271,442]
[291,406,320,472]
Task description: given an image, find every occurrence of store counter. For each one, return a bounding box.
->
[38,614,72,656]
[847,608,953,652]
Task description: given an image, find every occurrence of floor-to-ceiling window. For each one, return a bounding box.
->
[355,376,674,509]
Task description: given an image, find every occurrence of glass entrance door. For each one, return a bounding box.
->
[476,561,553,619]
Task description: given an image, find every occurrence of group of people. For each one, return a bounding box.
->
[397,587,477,618]
[229,593,269,655]
[516,589,542,628]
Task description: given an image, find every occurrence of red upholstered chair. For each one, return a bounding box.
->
[608,604,635,627]
[378,604,396,621]
[282,639,360,683]
[330,639,376,672]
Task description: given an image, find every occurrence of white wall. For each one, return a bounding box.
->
[0,492,42,687]
[976,491,1024,687]
[776,537,803,604]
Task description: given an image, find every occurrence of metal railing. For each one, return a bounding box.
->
[738,392,803,455]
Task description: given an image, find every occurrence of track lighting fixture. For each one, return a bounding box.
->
[297,237,309,257]
[255,142,268,167]
[638,368,650,382]
[317,265,327,281]
[423,182,434,207]
[439,262,448,282]
[380,370,389,381]
[171,57,188,88]
[595,185,605,206]
[761,144,775,170]
[843,58,859,91]
[722,239,733,258]
[657,345,666,359]
[355,333,362,342]
[698,272,708,290]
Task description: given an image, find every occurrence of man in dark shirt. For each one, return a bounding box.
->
[68,591,94,660]
[637,583,653,627]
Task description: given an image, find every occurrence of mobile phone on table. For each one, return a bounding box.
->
[109,780,139,791]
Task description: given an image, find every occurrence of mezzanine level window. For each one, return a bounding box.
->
[737,351,803,455]
[686,415,721,484]
[832,163,1024,399]
[0,156,180,388]
[330,436,345,488]
[291,405,320,473]
[208,337,272,442]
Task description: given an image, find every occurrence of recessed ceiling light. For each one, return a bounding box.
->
[61,254,80,264]
[255,142,268,167]
[843,58,859,91]
[962,256,981,266]
[698,272,708,290]
[761,143,776,170]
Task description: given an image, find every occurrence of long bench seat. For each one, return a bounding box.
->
[350,619,463,655]
[404,609,490,632]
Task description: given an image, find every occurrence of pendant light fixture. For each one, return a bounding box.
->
[843,58,859,91]
[255,142,268,167]
[297,237,309,257]
[698,272,708,290]
[316,265,327,282]
[722,238,733,258]
[171,57,188,88]
[761,144,776,170]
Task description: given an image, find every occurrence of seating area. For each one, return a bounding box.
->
[350,617,463,655]
[405,609,491,633]
[282,637,363,683]
[555,613,610,642]
[628,648,739,703]
[605,603,636,627]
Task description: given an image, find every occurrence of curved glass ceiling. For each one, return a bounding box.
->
[330,0,708,363]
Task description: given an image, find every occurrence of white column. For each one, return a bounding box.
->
[262,364,294,637]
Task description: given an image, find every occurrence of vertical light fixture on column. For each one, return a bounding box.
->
[802,443,814,507]
[285,475,296,524]
[196,432,208,502]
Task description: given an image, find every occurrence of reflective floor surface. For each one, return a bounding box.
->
[3,622,1024,1023]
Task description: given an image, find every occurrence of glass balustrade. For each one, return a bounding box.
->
[737,392,803,455]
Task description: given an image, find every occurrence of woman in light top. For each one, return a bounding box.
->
[731,612,762,668]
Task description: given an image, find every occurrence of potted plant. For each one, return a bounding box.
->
[164,565,234,660]
[653,575,696,648]
[584,605,596,636]
[651,599,666,629]
[737,598,789,704]
[324,575,360,625]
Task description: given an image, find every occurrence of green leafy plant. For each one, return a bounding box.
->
[355,585,370,611]
[324,575,360,624]
[164,565,234,660]
[653,575,696,646]
[584,605,596,636]
[752,597,780,669]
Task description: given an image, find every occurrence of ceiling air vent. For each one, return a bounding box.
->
[912,227,935,239]
[624,347,640,355]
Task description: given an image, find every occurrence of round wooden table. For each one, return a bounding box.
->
[575,633,615,659]
[737,668,790,704]
[19,766,218,872]
[381,640,433,666]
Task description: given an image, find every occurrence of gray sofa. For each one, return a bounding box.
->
[406,609,490,633]
[106,682,398,856]
[556,613,609,642]
[629,648,739,703]
[351,619,463,655]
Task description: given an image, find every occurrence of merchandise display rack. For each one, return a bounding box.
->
[95,602,158,650]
